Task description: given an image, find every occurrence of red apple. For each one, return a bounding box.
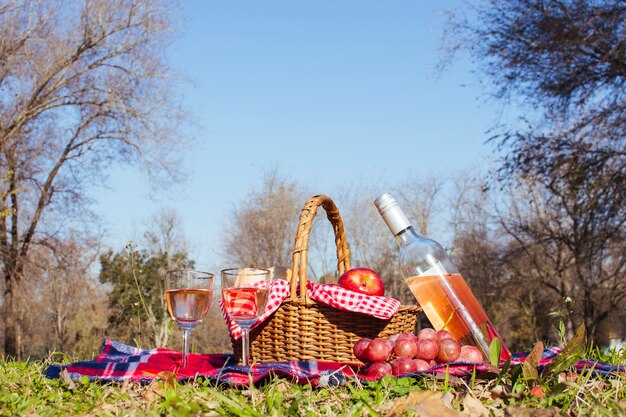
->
[393,337,418,358]
[365,338,392,362]
[458,345,484,363]
[386,333,400,348]
[437,329,455,342]
[366,361,392,378]
[417,328,438,341]
[415,338,439,361]
[353,338,371,362]
[391,357,418,377]
[413,358,432,372]
[438,338,462,363]
[396,332,417,342]
[337,268,384,296]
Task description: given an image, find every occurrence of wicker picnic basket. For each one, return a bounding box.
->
[232,194,422,363]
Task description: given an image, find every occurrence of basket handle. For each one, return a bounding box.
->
[289,194,351,301]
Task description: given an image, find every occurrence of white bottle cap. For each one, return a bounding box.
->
[374,193,411,236]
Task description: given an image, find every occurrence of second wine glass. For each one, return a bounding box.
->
[221,268,271,366]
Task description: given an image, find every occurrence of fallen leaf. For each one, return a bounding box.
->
[388,390,464,417]
[156,371,177,390]
[442,391,455,408]
[60,369,76,391]
[522,341,544,381]
[146,381,164,398]
[462,395,490,417]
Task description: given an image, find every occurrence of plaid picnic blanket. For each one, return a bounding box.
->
[44,339,625,387]
[220,279,401,339]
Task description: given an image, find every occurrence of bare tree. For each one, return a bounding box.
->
[45,239,99,353]
[11,237,107,358]
[222,170,304,269]
[392,174,444,237]
[144,208,189,266]
[141,208,190,347]
[448,172,534,348]
[448,172,500,298]
[0,0,183,357]
[499,179,625,343]
[446,0,626,345]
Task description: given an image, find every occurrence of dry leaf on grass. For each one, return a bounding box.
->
[60,369,76,391]
[388,390,464,417]
[461,395,490,417]
[156,371,177,390]
[142,383,166,403]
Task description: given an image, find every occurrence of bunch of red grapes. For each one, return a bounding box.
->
[354,328,485,378]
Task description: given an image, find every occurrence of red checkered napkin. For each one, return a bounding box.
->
[220,279,401,340]
[222,288,264,317]
[219,279,290,340]
[306,282,401,320]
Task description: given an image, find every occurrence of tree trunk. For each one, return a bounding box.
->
[3,277,20,358]
[56,312,65,353]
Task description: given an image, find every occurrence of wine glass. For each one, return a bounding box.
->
[220,268,271,366]
[165,270,214,368]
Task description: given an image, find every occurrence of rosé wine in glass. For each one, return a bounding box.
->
[165,270,214,369]
[221,268,271,366]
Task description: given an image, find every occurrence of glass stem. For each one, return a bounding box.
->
[241,326,250,366]
[182,329,191,368]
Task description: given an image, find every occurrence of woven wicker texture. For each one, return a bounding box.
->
[233,194,422,363]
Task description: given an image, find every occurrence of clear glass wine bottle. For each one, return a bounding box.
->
[374,193,511,361]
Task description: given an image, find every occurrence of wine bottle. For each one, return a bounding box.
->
[374,193,511,361]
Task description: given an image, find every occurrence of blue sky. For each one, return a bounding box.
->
[93,1,508,271]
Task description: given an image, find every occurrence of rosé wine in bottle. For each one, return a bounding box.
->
[374,193,511,361]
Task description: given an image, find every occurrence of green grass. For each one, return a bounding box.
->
[1,350,625,417]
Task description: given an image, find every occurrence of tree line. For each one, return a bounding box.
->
[1,0,624,358]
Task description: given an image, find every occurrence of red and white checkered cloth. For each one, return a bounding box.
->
[219,279,401,340]
[222,287,267,318]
